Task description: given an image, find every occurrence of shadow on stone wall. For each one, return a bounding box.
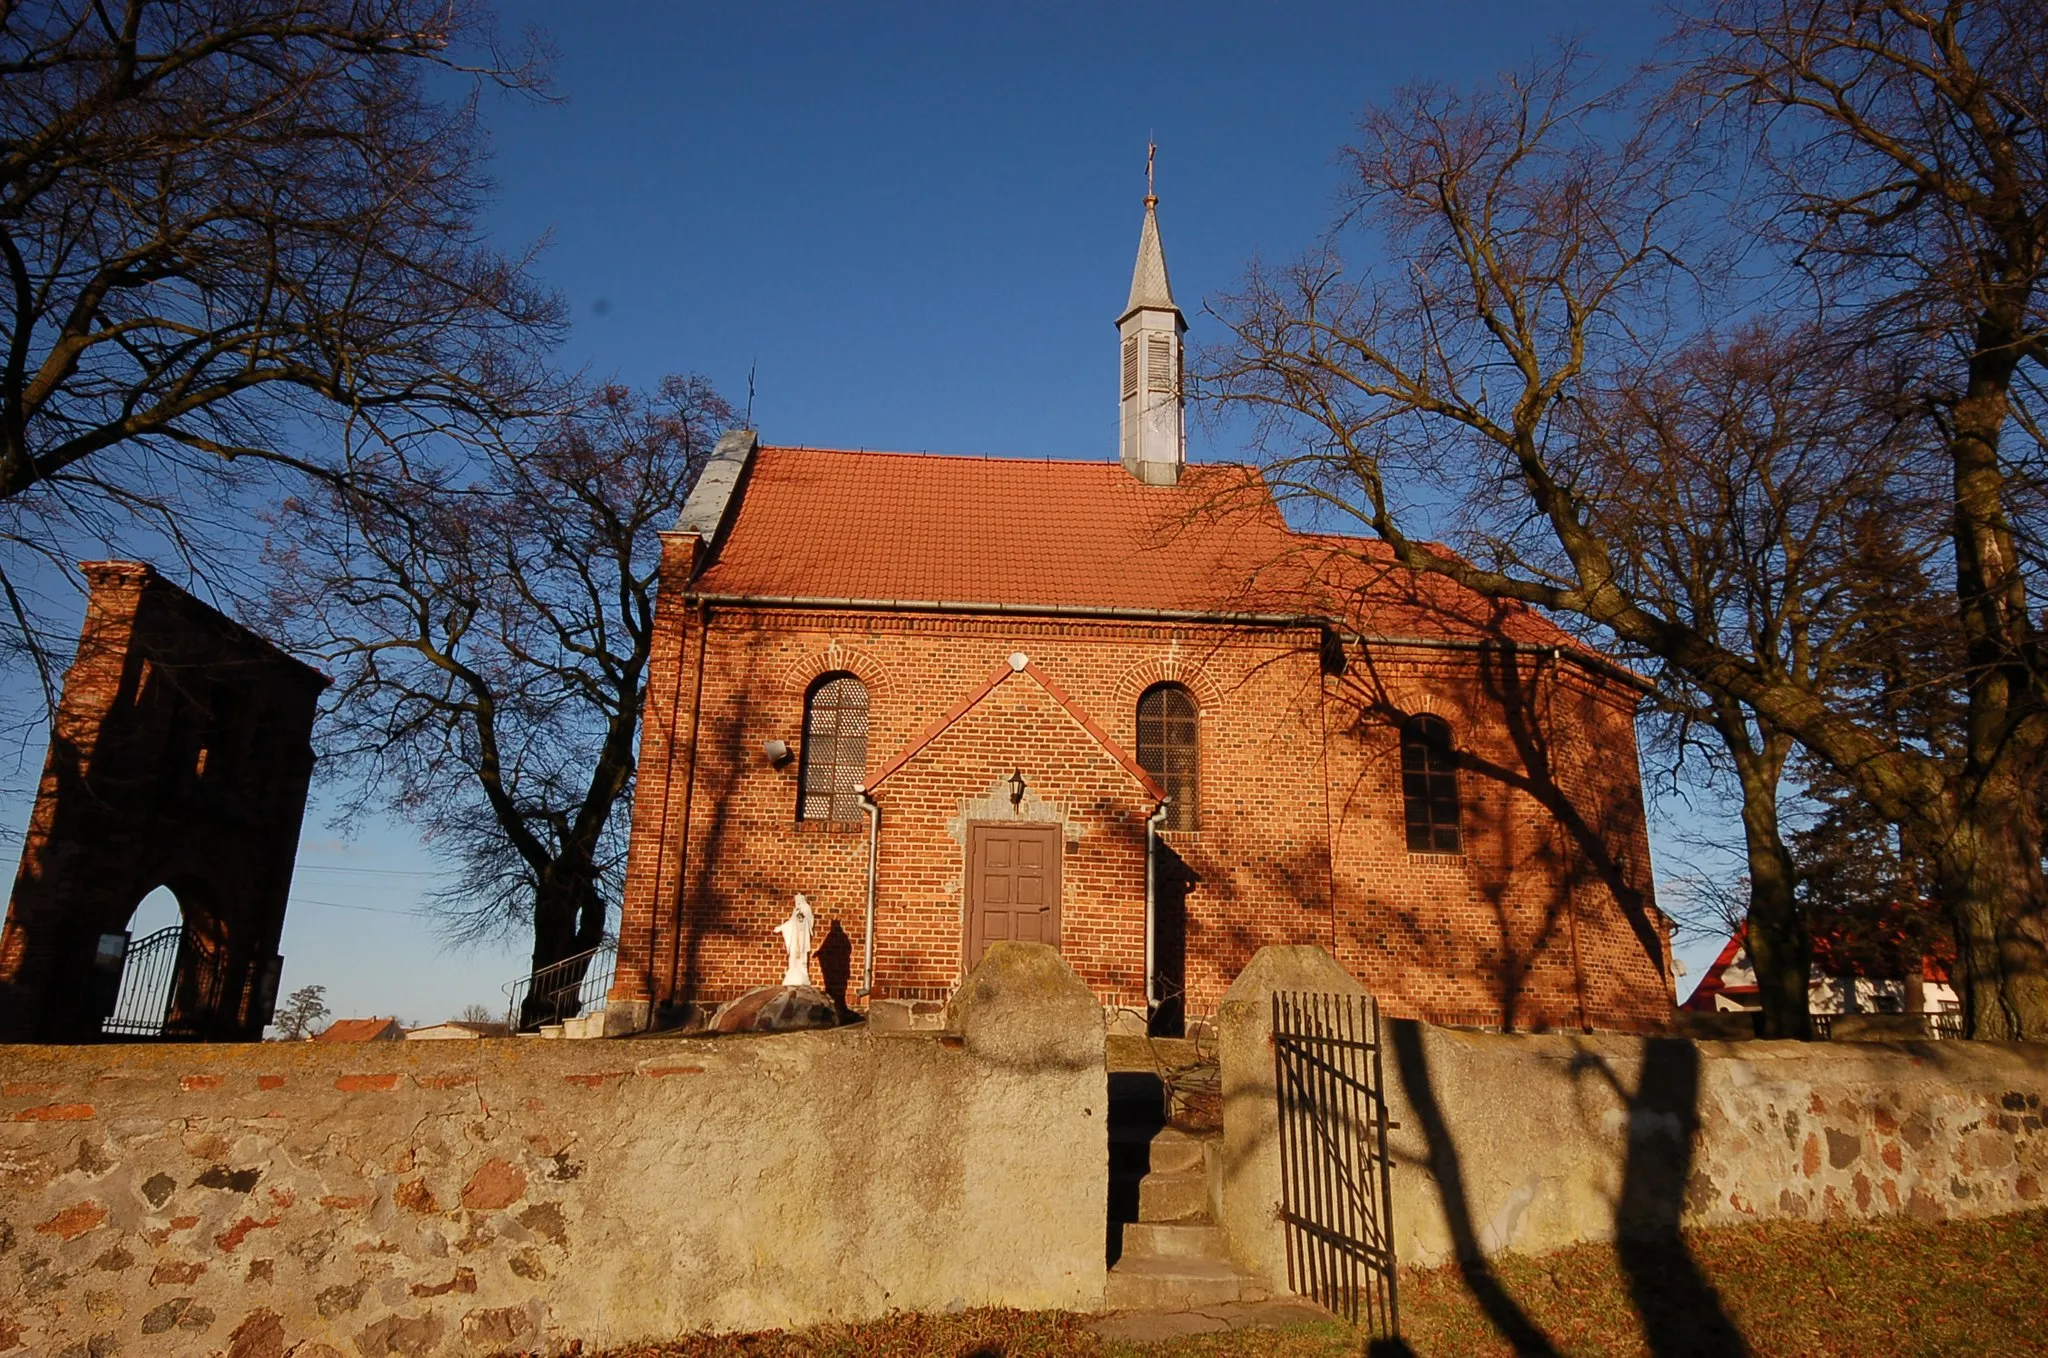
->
[1390,1019,1563,1357]
[1389,1021,1749,1357]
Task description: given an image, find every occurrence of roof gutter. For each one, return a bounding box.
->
[682,590,1650,693]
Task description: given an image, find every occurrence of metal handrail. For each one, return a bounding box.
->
[503,941,617,1032]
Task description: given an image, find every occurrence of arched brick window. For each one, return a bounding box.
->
[1401,714,1462,853]
[1137,683,1198,831]
[799,672,869,822]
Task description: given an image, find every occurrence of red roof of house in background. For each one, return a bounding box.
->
[693,448,1583,651]
[1681,925,1953,1011]
[311,1016,403,1042]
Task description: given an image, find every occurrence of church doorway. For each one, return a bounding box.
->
[965,823,1062,968]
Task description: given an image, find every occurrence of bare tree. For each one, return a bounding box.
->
[1201,36,2048,1038]
[1679,0,2048,1040]
[272,983,327,1040]
[0,0,560,697]
[1581,322,1938,1037]
[267,378,733,1016]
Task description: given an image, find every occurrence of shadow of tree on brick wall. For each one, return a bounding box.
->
[662,618,760,1020]
[1328,638,1667,1033]
[1149,838,1196,1036]
[1478,646,1665,992]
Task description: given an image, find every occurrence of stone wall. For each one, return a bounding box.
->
[0,943,1106,1356]
[1218,946,2048,1290]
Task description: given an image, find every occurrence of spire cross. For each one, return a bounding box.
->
[1145,141,1157,205]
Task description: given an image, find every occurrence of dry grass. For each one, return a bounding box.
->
[584,1209,2048,1357]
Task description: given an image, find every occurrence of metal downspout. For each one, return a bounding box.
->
[858,789,880,999]
[1145,799,1170,1015]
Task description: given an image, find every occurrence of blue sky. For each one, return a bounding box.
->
[3,2,1727,1023]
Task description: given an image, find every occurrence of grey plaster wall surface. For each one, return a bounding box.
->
[1218,945,2048,1289]
[0,942,1107,1356]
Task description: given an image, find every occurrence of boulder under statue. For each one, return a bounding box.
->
[707,893,840,1033]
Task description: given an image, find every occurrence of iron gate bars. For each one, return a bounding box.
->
[1272,989,1399,1336]
[101,925,184,1038]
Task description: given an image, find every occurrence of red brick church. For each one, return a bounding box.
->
[607,191,1673,1035]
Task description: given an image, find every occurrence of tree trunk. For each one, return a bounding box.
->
[1734,755,1811,1040]
[1941,791,2048,1041]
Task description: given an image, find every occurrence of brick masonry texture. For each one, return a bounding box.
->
[614,529,1672,1031]
[0,562,327,1043]
[0,951,1107,1354]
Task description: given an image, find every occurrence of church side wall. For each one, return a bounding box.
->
[616,604,1671,1030]
[1322,644,1672,1032]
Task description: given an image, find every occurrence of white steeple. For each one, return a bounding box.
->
[1117,146,1186,486]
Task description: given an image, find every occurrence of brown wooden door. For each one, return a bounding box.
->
[967,823,1062,967]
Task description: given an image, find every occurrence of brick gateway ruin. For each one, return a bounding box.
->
[0,562,326,1042]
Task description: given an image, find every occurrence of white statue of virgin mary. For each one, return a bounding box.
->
[774,893,816,988]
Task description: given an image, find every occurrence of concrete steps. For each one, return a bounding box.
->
[1121,1222,1227,1259]
[1137,1168,1210,1223]
[1104,1063,1262,1311]
[1103,1254,1257,1309]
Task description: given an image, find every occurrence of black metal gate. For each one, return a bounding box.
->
[101,925,186,1038]
[1272,990,1399,1335]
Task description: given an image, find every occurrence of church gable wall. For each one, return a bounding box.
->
[863,675,1152,1004]
[616,609,1340,1016]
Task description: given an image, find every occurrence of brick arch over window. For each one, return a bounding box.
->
[1400,713,1462,854]
[1136,683,1200,832]
[800,672,870,823]
[775,643,892,707]
[1112,655,1222,718]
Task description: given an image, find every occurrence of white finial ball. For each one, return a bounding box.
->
[1008,651,1029,671]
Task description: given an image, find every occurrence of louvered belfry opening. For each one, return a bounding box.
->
[1137,683,1199,831]
[1146,333,1175,393]
[799,672,870,822]
[1400,715,1462,853]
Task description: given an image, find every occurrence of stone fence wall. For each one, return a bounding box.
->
[0,942,1106,1357]
[1217,946,2048,1288]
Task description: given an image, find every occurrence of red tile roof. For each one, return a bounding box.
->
[694,447,1582,651]
[311,1016,403,1043]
